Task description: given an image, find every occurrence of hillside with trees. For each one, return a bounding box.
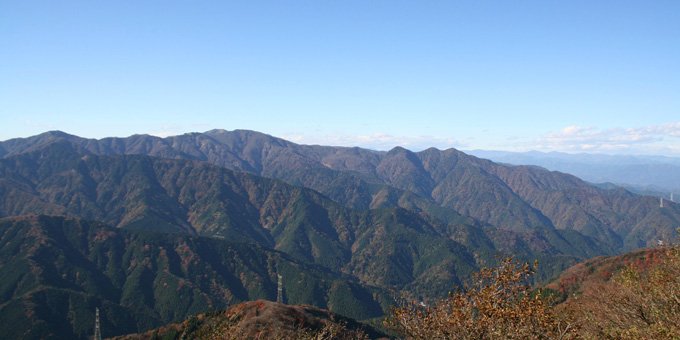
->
[1,130,679,339]
[2,130,677,251]
[386,239,680,340]
[104,240,680,339]
[0,215,391,339]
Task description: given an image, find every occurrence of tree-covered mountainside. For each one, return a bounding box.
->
[0,143,605,296]
[545,242,680,339]
[2,130,678,251]
[544,246,671,302]
[387,241,680,340]
[0,211,589,339]
[113,241,680,340]
[1,130,679,339]
[0,215,391,340]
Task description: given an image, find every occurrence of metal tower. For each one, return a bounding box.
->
[277,274,283,304]
[94,307,101,340]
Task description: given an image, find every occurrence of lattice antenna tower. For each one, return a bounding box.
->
[277,274,283,304]
[94,307,102,340]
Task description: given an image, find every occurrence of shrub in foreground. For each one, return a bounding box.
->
[387,256,577,340]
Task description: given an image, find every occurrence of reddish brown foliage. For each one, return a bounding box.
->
[387,256,577,340]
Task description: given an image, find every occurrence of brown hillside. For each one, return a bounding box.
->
[111,299,389,340]
[545,246,668,301]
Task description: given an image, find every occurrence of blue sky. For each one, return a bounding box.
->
[1,1,679,155]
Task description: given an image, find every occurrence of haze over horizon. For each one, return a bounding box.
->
[1,1,678,155]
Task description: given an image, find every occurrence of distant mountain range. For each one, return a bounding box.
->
[1,129,679,339]
[467,149,680,195]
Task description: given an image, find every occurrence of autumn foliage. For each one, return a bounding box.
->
[387,256,576,340]
[567,239,680,339]
[389,235,680,340]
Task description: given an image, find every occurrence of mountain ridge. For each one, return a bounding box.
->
[0,144,607,289]
[2,129,678,338]
[3,129,676,251]
[467,149,680,194]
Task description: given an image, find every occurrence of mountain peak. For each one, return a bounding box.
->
[40,130,74,138]
[385,145,412,155]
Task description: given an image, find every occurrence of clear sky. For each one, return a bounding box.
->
[1,1,679,155]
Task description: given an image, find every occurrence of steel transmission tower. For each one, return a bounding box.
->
[277,274,283,303]
[94,307,102,340]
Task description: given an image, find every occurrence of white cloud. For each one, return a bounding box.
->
[534,122,680,154]
[634,122,680,137]
[151,132,177,138]
[281,132,466,151]
[24,119,53,129]
[151,125,180,138]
